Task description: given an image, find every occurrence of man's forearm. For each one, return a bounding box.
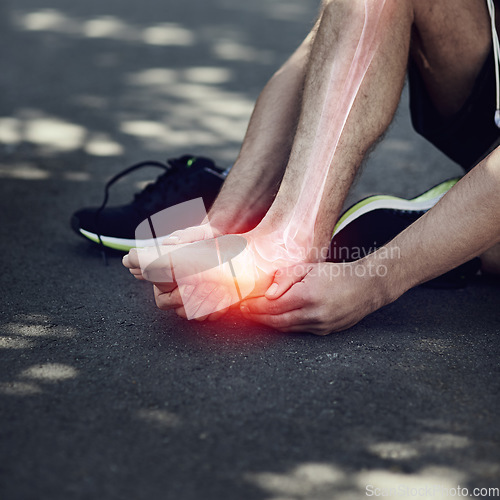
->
[368,148,500,304]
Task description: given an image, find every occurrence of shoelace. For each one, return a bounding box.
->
[133,161,199,208]
[95,160,171,265]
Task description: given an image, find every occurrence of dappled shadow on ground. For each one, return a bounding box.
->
[0,0,317,167]
[1,271,499,499]
[0,0,499,499]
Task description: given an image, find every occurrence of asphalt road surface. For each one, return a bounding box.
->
[0,0,499,499]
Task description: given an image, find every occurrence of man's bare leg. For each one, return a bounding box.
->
[258,0,493,254]
[255,0,412,259]
[125,0,416,318]
[201,0,492,244]
[126,3,410,261]
[183,0,493,254]
[410,0,491,119]
[207,32,316,234]
[126,0,415,318]
[409,0,494,275]
[125,0,497,318]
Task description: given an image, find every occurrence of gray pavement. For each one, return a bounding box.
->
[0,0,499,499]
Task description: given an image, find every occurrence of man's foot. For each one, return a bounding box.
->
[71,155,227,252]
[123,226,308,319]
[329,177,481,288]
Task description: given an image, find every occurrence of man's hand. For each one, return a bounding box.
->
[239,261,390,335]
[153,282,233,322]
[240,148,500,335]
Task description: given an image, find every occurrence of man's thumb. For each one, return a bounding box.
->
[264,265,310,299]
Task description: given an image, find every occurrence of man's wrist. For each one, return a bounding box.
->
[361,247,409,308]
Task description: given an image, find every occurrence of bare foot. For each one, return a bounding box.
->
[123,225,308,319]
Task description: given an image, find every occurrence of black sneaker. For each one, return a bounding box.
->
[71,155,226,252]
[329,178,481,288]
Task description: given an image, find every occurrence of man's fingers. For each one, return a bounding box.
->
[186,283,225,321]
[129,268,145,280]
[241,308,310,331]
[241,285,306,315]
[154,280,233,320]
[265,264,312,299]
[154,281,177,293]
[123,247,174,280]
[175,306,187,319]
[207,294,232,322]
[154,285,183,310]
[171,285,232,321]
[123,249,140,269]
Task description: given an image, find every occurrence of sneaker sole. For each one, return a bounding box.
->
[328,176,480,289]
[72,216,157,252]
[333,177,461,237]
[73,177,461,255]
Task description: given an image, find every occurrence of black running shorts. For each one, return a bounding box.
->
[408,48,500,171]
